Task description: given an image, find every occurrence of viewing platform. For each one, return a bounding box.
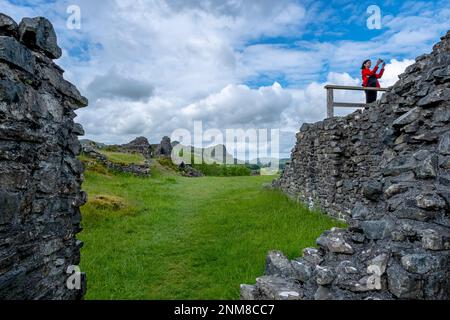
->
[325,85,388,118]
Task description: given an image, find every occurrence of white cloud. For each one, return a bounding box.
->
[379,59,415,87]
[0,0,447,158]
[181,82,292,127]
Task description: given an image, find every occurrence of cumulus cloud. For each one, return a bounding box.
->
[181,82,292,127]
[379,59,415,87]
[87,69,154,102]
[1,0,447,158]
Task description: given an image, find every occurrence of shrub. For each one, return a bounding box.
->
[104,145,119,152]
[157,157,180,172]
[192,163,252,177]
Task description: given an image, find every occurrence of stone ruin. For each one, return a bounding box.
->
[81,145,151,177]
[0,14,87,299]
[115,136,152,159]
[155,136,174,157]
[242,31,450,300]
[108,135,174,159]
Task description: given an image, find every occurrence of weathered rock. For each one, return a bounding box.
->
[439,132,450,155]
[116,137,152,159]
[240,284,256,300]
[401,253,446,274]
[360,220,393,240]
[18,17,62,59]
[317,229,354,254]
[254,276,303,300]
[383,156,417,176]
[417,87,449,107]
[81,145,151,177]
[433,106,450,123]
[387,264,423,299]
[291,259,312,282]
[39,64,88,107]
[368,254,389,276]
[415,193,447,210]
[316,266,335,286]
[415,153,438,179]
[179,162,204,178]
[392,107,420,127]
[314,286,333,300]
[156,136,173,157]
[0,15,86,300]
[384,183,409,198]
[351,202,369,220]
[363,180,383,201]
[0,190,20,225]
[421,229,444,251]
[0,13,18,38]
[0,78,25,104]
[106,162,151,177]
[0,35,35,73]
[302,248,323,265]
[265,251,294,277]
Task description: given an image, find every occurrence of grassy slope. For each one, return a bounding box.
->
[98,150,146,165]
[79,164,345,300]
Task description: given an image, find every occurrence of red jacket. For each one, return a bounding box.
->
[362,65,384,87]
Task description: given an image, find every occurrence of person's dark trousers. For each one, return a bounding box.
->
[365,90,377,103]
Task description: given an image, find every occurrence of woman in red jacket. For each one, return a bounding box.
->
[361,59,386,103]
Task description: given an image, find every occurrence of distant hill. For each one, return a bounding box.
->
[248,157,290,169]
[173,144,237,165]
[80,137,240,165]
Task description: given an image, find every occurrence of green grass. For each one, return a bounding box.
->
[79,164,345,300]
[98,150,146,165]
[192,163,252,176]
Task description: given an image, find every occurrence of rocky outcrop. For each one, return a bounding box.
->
[18,17,62,59]
[116,136,152,159]
[81,146,151,177]
[243,31,450,300]
[105,161,151,177]
[156,136,173,157]
[0,14,87,299]
[178,162,204,177]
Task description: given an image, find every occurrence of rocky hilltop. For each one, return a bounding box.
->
[242,31,450,300]
[0,14,87,299]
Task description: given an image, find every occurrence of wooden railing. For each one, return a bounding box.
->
[325,85,388,118]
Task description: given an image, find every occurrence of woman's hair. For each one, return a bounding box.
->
[361,59,371,69]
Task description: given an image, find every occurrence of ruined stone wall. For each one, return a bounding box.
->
[242,31,450,300]
[0,14,87,299]
[275,108,392,220]
[115,136,153,159]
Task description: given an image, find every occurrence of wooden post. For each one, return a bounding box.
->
[327,88,334,118]
[324,85,389,118]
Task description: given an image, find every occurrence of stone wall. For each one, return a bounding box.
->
[242,31,450,300]
[115,136,152,159]
[274,108,391,220]
[0,14,87,299]
[82,146,151,177]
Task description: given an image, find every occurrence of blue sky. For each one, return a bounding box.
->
[1,0,449,158]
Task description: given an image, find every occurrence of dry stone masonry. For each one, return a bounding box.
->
[242,31,450,300]
[0,14,87,299]
[81,145,151,177]
[115,136,153,159]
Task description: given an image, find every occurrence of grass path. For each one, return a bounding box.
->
[79,167,344,300]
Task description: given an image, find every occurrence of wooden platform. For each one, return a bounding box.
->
[325,85,389,118]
